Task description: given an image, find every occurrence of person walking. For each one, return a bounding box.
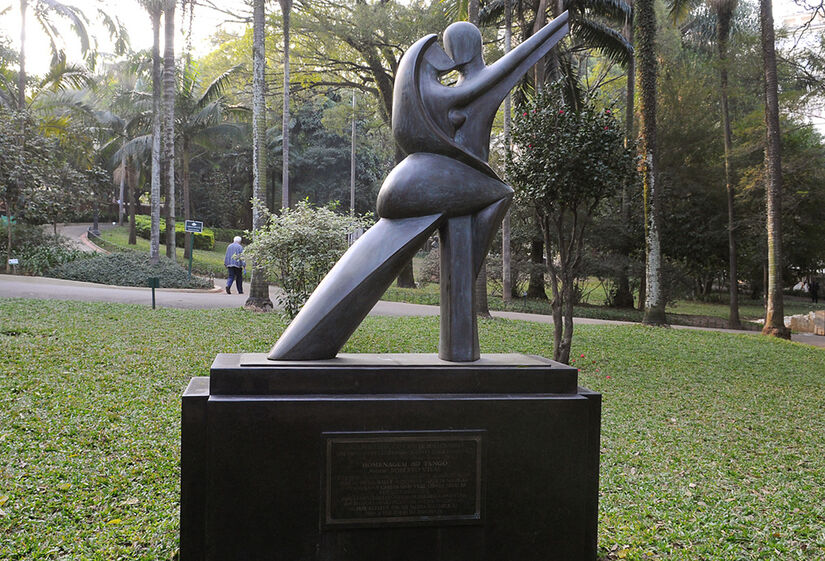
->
[224,236,245,294]
[811,279,819,304]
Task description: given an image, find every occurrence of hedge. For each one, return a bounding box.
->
[213,228,251,244]
[132,215,215,250]
[48,251,213,288]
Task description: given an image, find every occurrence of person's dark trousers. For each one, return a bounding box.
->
[226,267,244,294]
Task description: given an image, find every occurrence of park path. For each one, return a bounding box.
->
[5,224,821,348]
[1,273,823,348]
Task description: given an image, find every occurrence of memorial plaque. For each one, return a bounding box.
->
[323,431,484,527]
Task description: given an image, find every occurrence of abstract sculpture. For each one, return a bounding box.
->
[269,13,569,362]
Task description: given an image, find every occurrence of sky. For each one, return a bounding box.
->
[0,0,248,76]
[0,0,815,77]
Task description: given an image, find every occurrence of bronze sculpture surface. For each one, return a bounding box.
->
[269,13,569,361]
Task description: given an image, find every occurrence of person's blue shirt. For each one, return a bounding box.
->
[224,242,244,268]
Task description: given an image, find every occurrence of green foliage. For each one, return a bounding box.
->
[212,228,250,244]
[47,251,213,289]
[132,215,215,250]
[1,301,825,558]
[509,90,635,213]
[508,88,637,361]
[0,222,87,275]
[244,200,372,317]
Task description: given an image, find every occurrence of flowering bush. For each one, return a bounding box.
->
[507,89,637,362]
[244,200,372,318]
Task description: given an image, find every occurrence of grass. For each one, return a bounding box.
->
[96,227,238,280]
[1,298,824,559]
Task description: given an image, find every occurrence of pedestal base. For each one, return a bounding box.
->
[181,353,600,561]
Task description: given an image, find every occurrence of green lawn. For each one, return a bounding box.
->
[96,227,234,279]
[1,298,823,559]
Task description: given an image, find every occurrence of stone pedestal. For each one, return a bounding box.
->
[181,353,601,561]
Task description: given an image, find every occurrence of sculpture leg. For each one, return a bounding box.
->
[269,214,444,361]
[438,195,513,362]
[439,215,479,362]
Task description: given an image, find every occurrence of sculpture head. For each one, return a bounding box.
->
[443,21,483,68]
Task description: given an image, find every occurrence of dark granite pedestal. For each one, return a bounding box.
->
[181,353,601,561]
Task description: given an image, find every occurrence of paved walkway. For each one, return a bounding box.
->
[1,274,823,348]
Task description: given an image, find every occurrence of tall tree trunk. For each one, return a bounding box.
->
[502,0,513,303]
[468,0,479,24]
[527,237,548,299]
[472,0,489,317]
[395,142,417,288]
[118,147,126,226]
[127,158,137,245]
[183,138,192,259]
[718,11,740,329]
[5,203,12,274]
[17,0,27,111]
[150,5,162,264]
[614,0,635,308]
[280,0,292,209]
[760,0,789,338]
[9,0,27,272]
[163,0,176,260]
[246,0,274,311]
[637,0,666,325]
[350,91,356,213]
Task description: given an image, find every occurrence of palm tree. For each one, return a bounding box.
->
[669,0,741,328]
[759,0,789,338]
[138,0,163,264]
[15,0,90,111]
[163,0,176,259]
[636,0,666,325]
[246,0,274,311]
[280,0,292,209]
[175,66,246,258]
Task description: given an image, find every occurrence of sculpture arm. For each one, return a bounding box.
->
[454,11,569,107]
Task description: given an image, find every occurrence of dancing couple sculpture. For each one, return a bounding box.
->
[269,12,569,362]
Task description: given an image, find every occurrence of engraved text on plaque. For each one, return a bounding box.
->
[324,431,484,526]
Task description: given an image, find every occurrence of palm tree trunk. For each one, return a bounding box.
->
[760,0,789,338]
[637,0,666,325]
[718,14,740,329]
[150,5,162,264]
[5,203,12,274]
[127,158,137,245]
[163,0,176,260]
[17,0,27,111]
[502,0,513,303]
[246,0,274,311]
[118,147,126,226]
[471,0,488,317]
[183,138,192,259]
[614,0,635,309]
[280,0,292,209]
[468,0,479,24]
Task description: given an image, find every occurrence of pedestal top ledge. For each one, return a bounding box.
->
[209,353,578,396]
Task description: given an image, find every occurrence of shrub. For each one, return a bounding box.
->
[1,223,87,275]
[244,200,373,318]
[48,251,213,289]
[213,228,250,244]
[132,215,215,250]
